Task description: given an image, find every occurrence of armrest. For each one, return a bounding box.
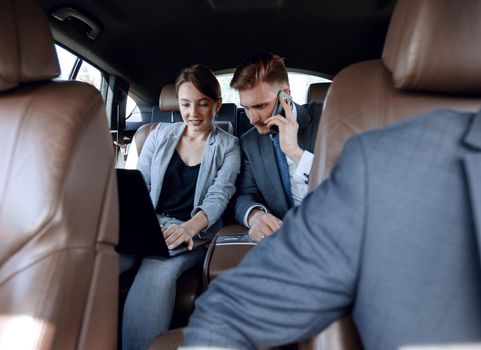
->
[202,224,251,289]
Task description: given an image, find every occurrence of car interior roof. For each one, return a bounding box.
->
[37,0,396,105]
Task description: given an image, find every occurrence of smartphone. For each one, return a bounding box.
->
[270,90,293,132]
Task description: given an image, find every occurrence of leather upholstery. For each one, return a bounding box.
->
[202,224,249,288]
[306,0,481,349]
[204,241,252,285]
[159,84,179,111]
[383,0,481,94]
[169,265,204,329]
[127,122,159,167]
[0,1,118,348]
[134,122,159,155]
[310,60,481,184]
[306,82,331,103]
[0,0,60,92]
[310,0,481,185]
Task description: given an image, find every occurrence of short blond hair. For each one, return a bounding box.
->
[230,53,289,91]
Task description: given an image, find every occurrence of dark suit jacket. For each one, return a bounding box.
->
[183,109,481,349]
[234,102,323,224]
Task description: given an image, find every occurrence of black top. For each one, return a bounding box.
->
[156,150,200,221]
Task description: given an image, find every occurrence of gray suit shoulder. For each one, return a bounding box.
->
[239,127,260,149]
[240,127,258,141]
[340,109,476,178]
[357,108,473,148]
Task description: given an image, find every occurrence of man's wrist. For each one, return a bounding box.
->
[286,146,303,163]
[247,208,265,227]
[244,205,268,227]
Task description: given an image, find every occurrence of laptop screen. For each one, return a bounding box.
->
[116,169,210,258]
[116,169,170,258]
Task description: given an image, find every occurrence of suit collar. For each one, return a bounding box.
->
[168,122,186,141]
[463,109,481,151]
[208,124,217,145]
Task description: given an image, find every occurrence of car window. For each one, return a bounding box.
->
[55,45,77,80]
[54,44,104,93]
[216,72,331,106]
[126,95,141,122]
[75,60,102,90]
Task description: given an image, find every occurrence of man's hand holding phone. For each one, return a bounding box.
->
[266,91,303,163]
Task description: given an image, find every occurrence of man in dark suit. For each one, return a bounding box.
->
[181,108,481,349]
[232,53,323,241]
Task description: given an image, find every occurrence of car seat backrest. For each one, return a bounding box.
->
[0,0,119,348]
[306,82,331,104]
[216,103,237,135]
[0,0,59,91]
[304,0,481,349]
[159,83,179,111]
[310,0,481,187]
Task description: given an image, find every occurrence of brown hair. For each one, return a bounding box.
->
[175,64,221,102]
[230,53,289,90]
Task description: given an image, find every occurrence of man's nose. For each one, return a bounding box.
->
[247,110,260,124]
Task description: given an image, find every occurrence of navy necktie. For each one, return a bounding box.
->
[271,132,293,207]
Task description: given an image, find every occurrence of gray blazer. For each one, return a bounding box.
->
[183,109,481,349]
[137,122,240,233]
[234,102,323,223]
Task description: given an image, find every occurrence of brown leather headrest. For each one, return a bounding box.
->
[0,0,60,92]
[159,84,180,111]
[307,82,331,103]
[382,0,481,94]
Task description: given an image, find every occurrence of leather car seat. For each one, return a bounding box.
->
[303,0,481,349]
[306,82,331,104]
[311,0,481,185]
[0,0,119,349]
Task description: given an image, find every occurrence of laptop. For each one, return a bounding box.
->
[116,169,210,258]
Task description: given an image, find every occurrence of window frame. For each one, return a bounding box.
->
[54,42,108,100]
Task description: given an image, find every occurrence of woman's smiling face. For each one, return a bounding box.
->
[178,82,221,133]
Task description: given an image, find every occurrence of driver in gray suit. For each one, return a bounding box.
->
[182,108,481,349]
[232,53,323,242]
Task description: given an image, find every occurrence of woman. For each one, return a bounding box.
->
[122,64,240,350]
